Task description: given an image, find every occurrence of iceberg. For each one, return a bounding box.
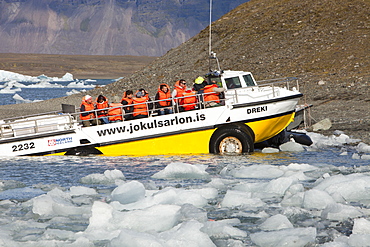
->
[0,69,75,83]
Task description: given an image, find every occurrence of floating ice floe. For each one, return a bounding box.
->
[0,70,74,83]
[85,79,97,83]
[308,132,361,148]
[0,70,38,82]
[66,80,95,88]
[26,80,64,88]
[66,89,84,96]
[13,94,42,104]
[0,80,23,94]
[80,169,125,184]
[152,162,210,180]
[1,131,370,246]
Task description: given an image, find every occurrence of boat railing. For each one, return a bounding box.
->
[73,92,226,127]
[255,77,299,97]
[227,77,299,103]
[0,112,76,139]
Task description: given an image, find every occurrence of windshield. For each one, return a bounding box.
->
[243,74,255,86]
[225,77,242,89]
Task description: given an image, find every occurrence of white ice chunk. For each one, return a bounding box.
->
[13,93,40,104]
[85,201,120,241]
[202,219,247,238]
[279,141,305,152]
[262,147,280,153]
[230,164,284,179]
[66,89,81,96]
[352,218,370,234]
[321,242,350,247]
[80,169,125,184]
[32,188,90,216]
[26,80,64,88]
[89,201,113,228]
[179,203,208,223]
[314,174,370,202]
[109,229,163,247]
[250,227,316,247]
[66,80,95,88]
[40,228,76,241]
[160,220,215,247]
[303,189,336,210]
[348,234,370,247]
[281,192,304,207]
[259,214,293,231]
[190,187,218,200]
[206,178,227,190]
[357,142,370,153]
[284,163,318,172]
[111,181,145,204]
[322,203,363,221]
[152,162,210,180]
[61,72,74,81]
[114,204,181,232]
[69,186,97,196]
[0,70,37,82]
[361,155,370,160]
[234,176,296,199]
[176,189,208,207]
[352,153,361,159]
[104,169,125,180]
[221,190,265,208]
[265,176,296,196]
[307,132,358,148]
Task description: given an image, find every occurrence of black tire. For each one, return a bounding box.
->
[209,126,254,154]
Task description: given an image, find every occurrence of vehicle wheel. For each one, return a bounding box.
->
[209,126,254,154]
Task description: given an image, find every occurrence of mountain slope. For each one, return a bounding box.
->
[106,0,369,99]
[0,0,247,56]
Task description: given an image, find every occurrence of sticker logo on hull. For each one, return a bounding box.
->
[48,137,73,146]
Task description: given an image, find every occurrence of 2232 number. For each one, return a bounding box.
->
[12,142,35,152]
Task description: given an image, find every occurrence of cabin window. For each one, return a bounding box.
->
[225,77,242,89]
[243,74,255,86]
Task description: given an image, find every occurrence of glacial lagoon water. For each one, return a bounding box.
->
[0,134,370,246]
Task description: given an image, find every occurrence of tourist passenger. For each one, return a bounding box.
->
[203,81,225,107]
[132,90,149,119]
[80,95,98,127]
[193,76,207,94]
[121,90,134,121]
[108,102,124,123]
[155,83,173,115]
[96,95,109,124]
[172,79,187,112]
[181,88,198,111]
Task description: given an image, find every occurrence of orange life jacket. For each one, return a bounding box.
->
[132,97,148,117]
[182,90,197,111]
[203,84,220,103]
[121,91,134,115]
[173,80,186,103]
[80,101,96,120]
[96,98,109,117]
[134,90,150,101]
[157,83,172,107]
[121,97,133,105]
[108,103,123,121]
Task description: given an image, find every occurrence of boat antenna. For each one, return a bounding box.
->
[208,0,221,72]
